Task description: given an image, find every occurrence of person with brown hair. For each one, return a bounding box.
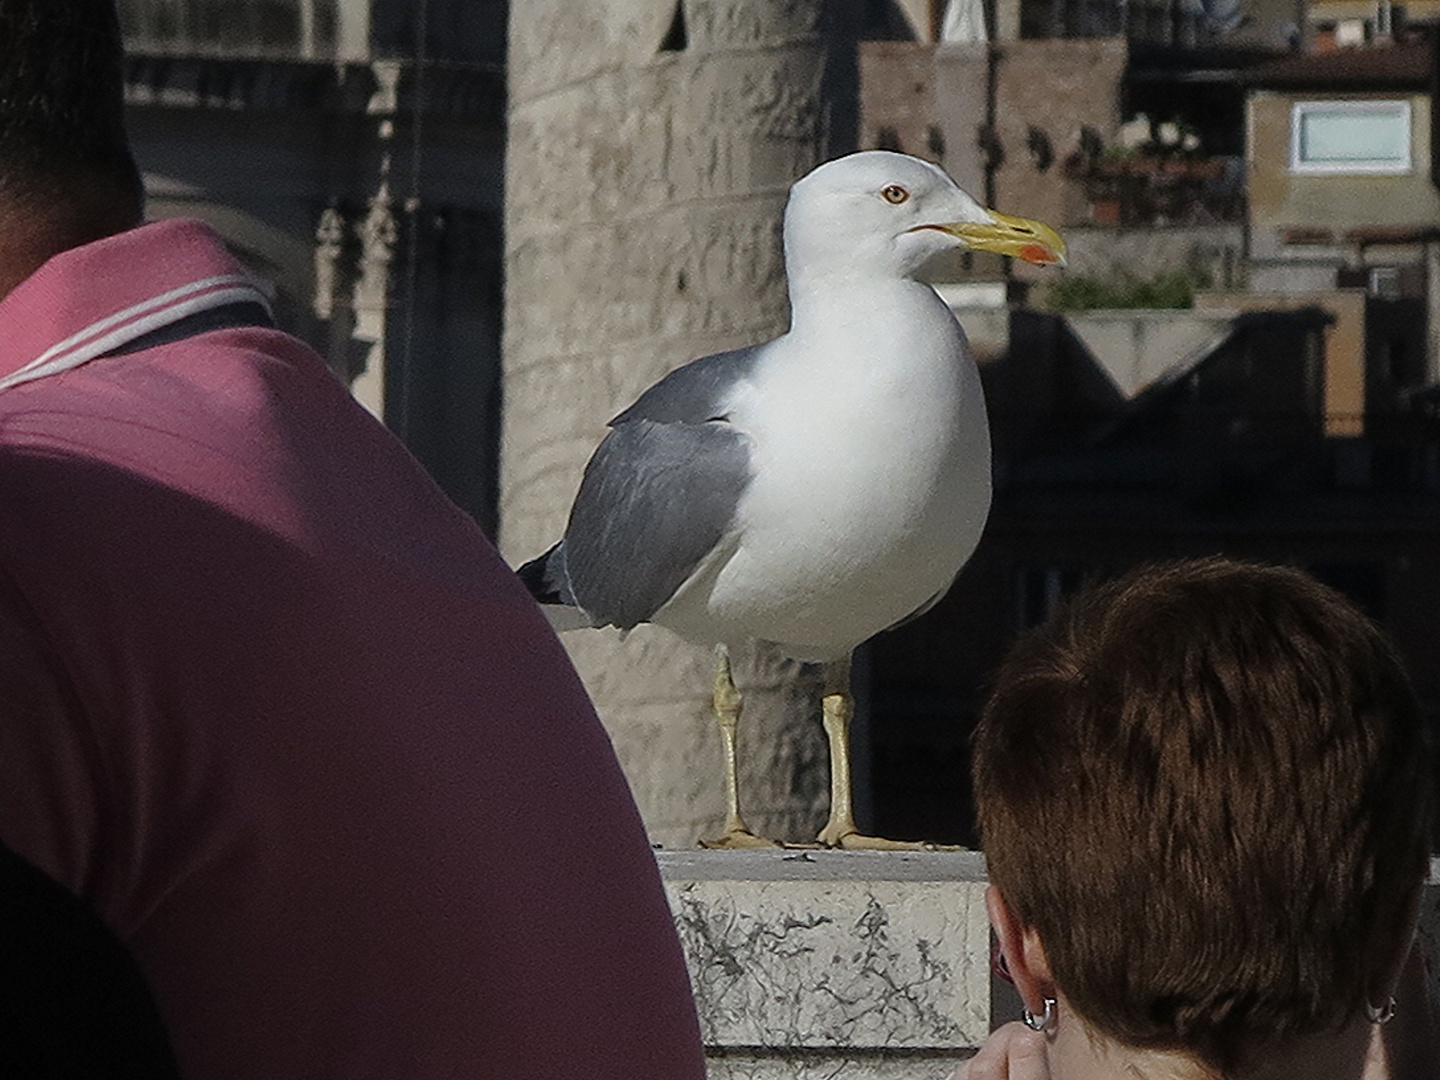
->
[960,558,1438,1079]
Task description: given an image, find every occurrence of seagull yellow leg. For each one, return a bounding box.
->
[700,648,778,849]
[816,656,948,850]
[816,682,862,847]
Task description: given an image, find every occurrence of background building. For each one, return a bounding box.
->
[856,2,1440,843]
[117,0,1440,849]
[119,0,506,532]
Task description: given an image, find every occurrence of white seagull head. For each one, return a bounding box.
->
[783,150,1066,284]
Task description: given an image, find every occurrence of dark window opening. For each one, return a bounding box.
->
[659,2,687,51]
[1016,563,1088,629]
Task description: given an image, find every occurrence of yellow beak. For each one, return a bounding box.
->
[929,210,1067,267]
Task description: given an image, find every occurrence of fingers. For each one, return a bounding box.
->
[951,1022,1050,1080]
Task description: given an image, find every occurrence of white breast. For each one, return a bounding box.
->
[654,281,992,660]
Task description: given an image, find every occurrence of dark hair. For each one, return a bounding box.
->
[0,0,141,215]
[973,558,1433,1075]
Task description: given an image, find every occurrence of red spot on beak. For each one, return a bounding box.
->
[1018,243,1059,266]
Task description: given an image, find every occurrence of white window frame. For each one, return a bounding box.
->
[1289,99,1412,175]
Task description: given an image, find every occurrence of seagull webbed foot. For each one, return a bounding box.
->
[817,825,960,851]
[700,828,781,849]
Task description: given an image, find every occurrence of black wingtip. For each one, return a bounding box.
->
[516,543,571,606]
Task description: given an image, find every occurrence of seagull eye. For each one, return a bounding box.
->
[881,184,909,205]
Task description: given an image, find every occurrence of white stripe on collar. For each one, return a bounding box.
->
[0,274,273,394]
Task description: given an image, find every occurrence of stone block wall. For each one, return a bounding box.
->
[860,39,1128,233]
[859,42,942,164]
[662,851,991,1079]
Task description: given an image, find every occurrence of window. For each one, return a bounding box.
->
[1290,100,1411,174]
[1369,266,1401,299]
[1334,18,1367,46]
[119,0,339,58]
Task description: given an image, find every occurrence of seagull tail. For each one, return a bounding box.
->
[516,542,596,632]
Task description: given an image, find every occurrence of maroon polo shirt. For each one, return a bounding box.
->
[0,219,704,1079]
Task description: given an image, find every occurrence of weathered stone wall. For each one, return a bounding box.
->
[988,39,1127,228]
[503,0,860,847]
[859,41,941,163]
[662,850,990,1078]
[859,38,1129,291]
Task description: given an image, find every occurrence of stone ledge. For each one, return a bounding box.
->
[660,849,989,882]
[705,1050,965,1080]
[660,851,990,1058]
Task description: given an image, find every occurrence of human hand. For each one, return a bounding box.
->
[950,1022,1050,1080]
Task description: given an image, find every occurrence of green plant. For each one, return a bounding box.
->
[1045,269,1210,311]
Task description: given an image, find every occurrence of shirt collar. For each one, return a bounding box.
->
[0,219,270,388]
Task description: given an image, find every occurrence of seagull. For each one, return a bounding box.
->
[519,150,1065,848]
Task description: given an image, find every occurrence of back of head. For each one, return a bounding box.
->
[974,558,1433,1074]
[0,0,141,249]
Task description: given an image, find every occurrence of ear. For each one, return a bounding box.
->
[986,884,1057,1016]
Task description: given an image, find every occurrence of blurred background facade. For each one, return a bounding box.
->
[118,0,506,534]
[118,0,1440,847]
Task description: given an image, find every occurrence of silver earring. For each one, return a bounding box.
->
[1366,996,1397,1025]
[1023,996,1057,1033]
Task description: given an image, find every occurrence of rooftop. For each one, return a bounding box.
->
[1241,39,1434,89]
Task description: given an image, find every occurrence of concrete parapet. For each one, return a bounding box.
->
[1064,308,1233,397]
[661,851,992,1077]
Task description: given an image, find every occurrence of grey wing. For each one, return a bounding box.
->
[563,416,753,630]
[611,345,765,425]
